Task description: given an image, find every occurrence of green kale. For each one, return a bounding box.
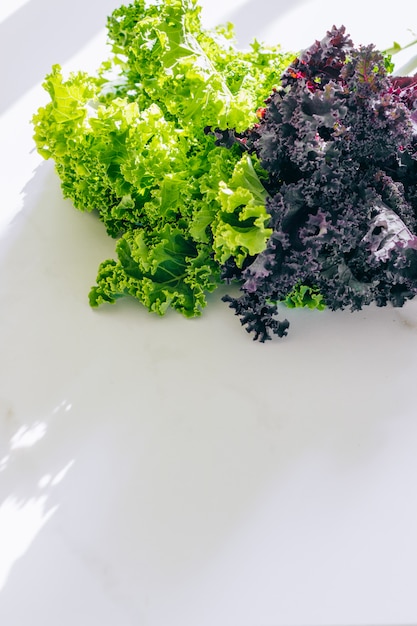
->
[32,0,293,318]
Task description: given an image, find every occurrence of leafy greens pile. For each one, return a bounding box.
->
[33,0,417,341]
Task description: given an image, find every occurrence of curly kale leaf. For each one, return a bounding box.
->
[89,224,220,317]
[211,154,272,267]
[105,0,293,132]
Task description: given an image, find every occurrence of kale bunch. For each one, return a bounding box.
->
[33,0,293,320]
[220,26,417,341]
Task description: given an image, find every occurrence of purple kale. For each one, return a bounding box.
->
[220,26,417,340]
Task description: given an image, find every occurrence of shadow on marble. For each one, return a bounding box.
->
[0,0,122,115]
[223,0,311,47]
[1,163,417,624]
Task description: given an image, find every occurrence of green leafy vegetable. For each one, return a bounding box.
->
[283,284,326,311]
[383,31,417,75]
[89,224,219,316]
[32,0,293,318]
[212,154,272,267]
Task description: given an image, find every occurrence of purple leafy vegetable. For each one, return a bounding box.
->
[218,26,417,341]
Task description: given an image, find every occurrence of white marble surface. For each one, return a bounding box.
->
[1,1,417,625]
